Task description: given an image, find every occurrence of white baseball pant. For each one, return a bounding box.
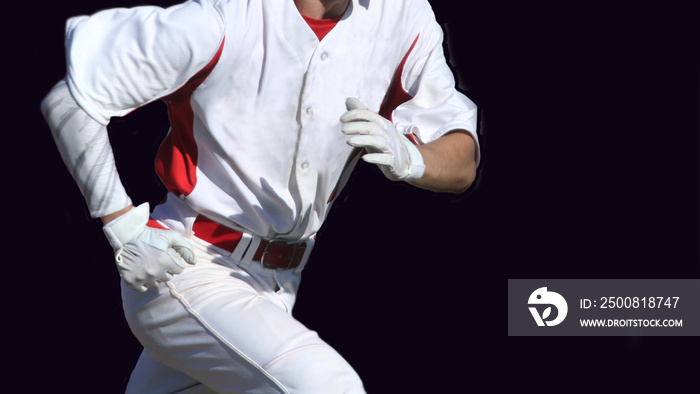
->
[120,217,365,393]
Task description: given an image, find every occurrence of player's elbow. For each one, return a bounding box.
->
[449,162,477,194]
[422,158,477,194]
[41,80,69,124]
[446,136,478,194]
[40,88,53,121]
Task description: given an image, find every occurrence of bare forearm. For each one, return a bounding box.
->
[101,204,134,224]
[410,131,477,194]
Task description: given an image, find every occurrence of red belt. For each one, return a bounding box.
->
[191,215,306,269]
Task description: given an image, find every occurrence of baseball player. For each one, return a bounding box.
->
[41,0,479,392]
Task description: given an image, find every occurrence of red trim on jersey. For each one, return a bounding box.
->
[155,38,226,197]
[302,14,342,41]
[379,34,420,122]
[147,219,168,230]
[404,132,419,145]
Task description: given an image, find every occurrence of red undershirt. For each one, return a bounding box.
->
[301,14,343,41]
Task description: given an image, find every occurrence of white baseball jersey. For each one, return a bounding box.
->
[63,0,478,241]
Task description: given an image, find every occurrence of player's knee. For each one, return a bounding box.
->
[264,344,366,394]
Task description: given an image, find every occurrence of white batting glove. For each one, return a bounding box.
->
[102,203,196,292]
[340,97,425,182]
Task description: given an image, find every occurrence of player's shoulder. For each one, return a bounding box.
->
[65,0,226,72]
[67,0,225,36]
[375,0,432,10]
[64,0,227,122]
[371,0,437,29]
[377,0,434,15]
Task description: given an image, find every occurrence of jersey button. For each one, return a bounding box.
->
[305,107,313,117]
[320,52,329,61]
[301,161,310,170]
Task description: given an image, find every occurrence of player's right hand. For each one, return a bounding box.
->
[102,203,196,292]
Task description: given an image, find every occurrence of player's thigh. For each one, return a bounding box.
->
[121,257,363,393]
[126,349,217,394]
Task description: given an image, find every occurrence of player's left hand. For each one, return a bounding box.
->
[340,97,425,182]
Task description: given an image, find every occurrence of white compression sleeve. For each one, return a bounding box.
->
[41,79,132,218]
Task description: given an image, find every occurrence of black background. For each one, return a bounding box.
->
[14,1,699,392]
